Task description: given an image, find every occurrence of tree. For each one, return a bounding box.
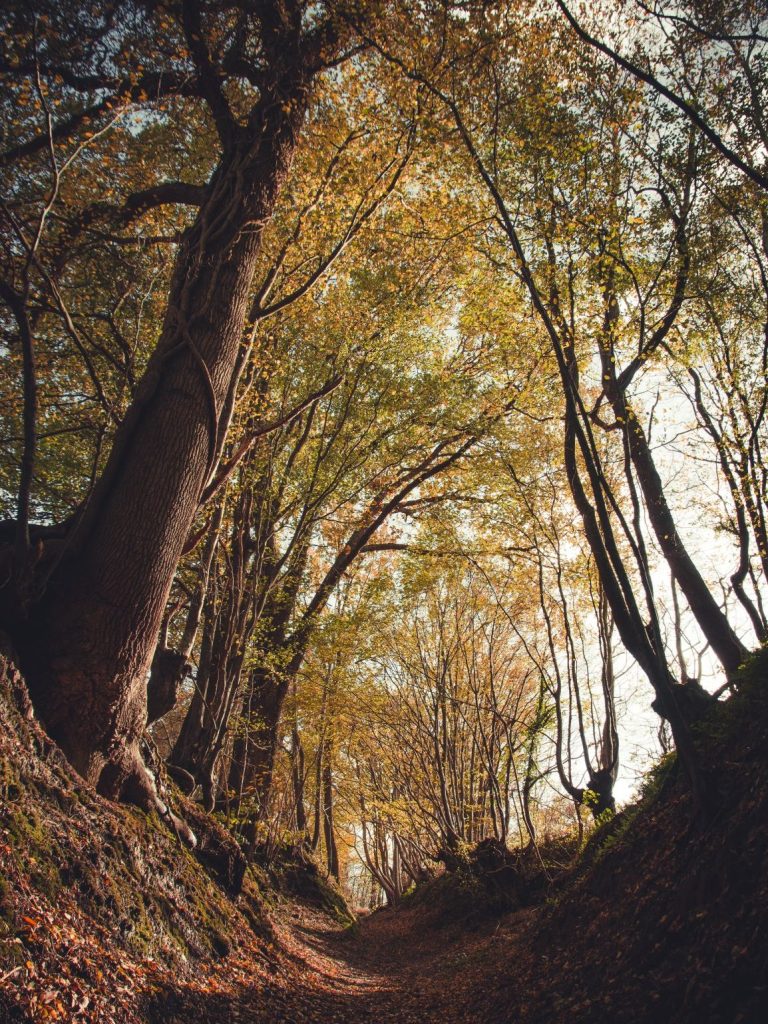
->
[555,0,768,192]
[361,1,760,803]
[0,0,359,833]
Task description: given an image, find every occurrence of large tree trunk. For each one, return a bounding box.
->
[17,49,313,814]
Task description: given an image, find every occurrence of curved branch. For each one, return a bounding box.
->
[0,73,198,166]
[181,0,238,151]
[555,0,768,193]
[199,372,344,506]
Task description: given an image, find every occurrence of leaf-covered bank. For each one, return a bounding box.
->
[0,637,271,1023]
[3,643,768,1023]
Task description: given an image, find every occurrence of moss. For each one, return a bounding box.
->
[0,936,28,970]
[127,899,157,955]
[4,805,63,900]
[638,750,678,802]
[0,640,276,991]
[251,841,356,928]
[29,861,62,901]
[575,752,678,874]
[692,648,768,751]
[0,875,13,928]
[320,882,356,927]
[399,867,501,927]
[0,760,22,802]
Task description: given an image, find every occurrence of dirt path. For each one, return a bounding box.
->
[149,897,535,1024]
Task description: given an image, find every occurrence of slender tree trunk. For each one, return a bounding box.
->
[312,741,324,852]
[147,500,224,725]
[559,362,705,801]
[228,668,286,817]
[323,747,339,882]
[290,725,308,835]
[608,383,748,676]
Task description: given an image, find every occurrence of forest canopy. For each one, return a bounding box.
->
[0,0,766,894]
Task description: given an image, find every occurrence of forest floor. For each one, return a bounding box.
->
[140,648,768,1024]
[3,641,768,1024]
[147,808,768,1024]
[146,889,535,1024]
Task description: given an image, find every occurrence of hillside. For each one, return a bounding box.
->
[2,641,767,1023]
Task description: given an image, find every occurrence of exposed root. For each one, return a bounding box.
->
[101,743,198,849]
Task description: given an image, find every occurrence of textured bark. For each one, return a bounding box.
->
[147,647,191,726]
[170,579,220,786]
[171,493,254,808]
[148,500,224,728]
[16,28,315,814]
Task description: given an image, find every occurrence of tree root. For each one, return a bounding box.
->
[101,742,198,849]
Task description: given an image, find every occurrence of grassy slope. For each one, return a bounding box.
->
[491,651,768,1024]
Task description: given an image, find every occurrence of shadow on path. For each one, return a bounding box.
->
[144,899,533,1024]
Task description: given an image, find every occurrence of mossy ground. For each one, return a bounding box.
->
[0,643,269,1023]
[252,841,356,928]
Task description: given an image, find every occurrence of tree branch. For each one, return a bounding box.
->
[198,373,344,507]
[181,0,238,151]
[555,0,768,193]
